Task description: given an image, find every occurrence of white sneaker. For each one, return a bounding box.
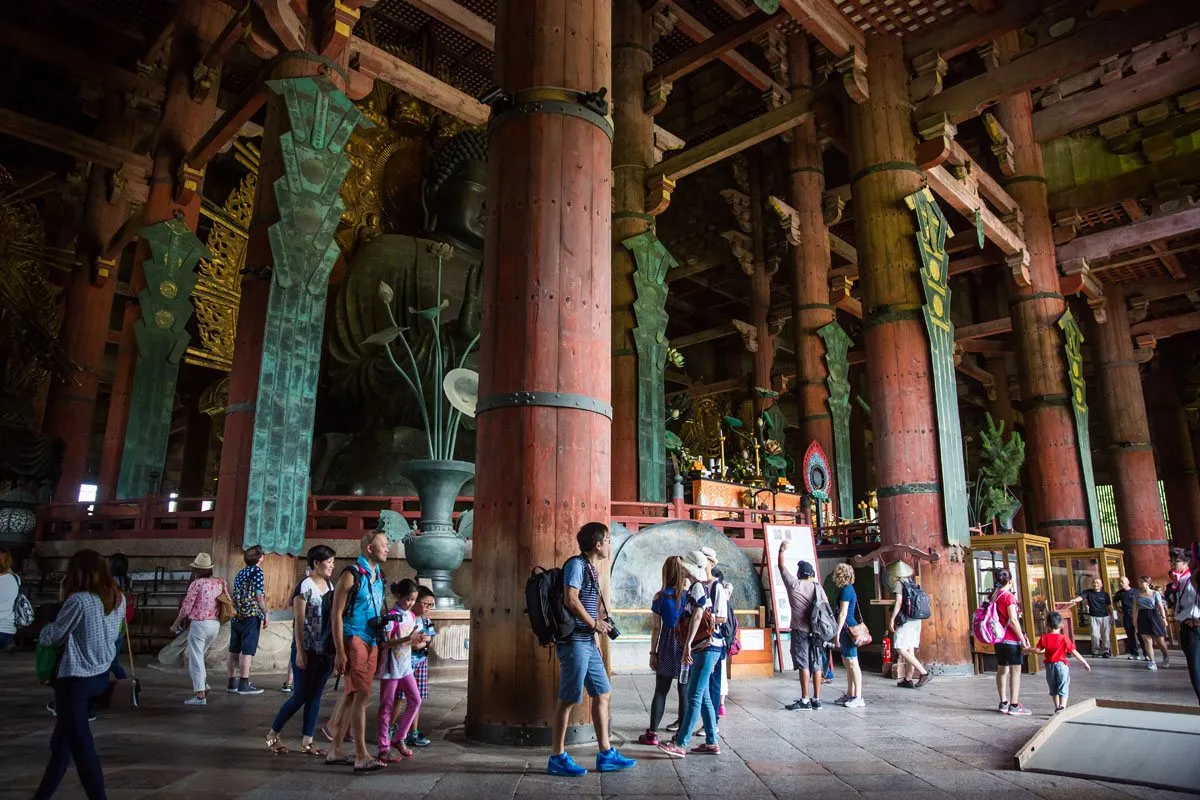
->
[845,697,866,708]
[1148,662,1158,670]
[1162,655,1170,668]
[185,696,207,706]
[1127,655,1138,660]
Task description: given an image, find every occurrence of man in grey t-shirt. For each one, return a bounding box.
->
[778,542,823,710]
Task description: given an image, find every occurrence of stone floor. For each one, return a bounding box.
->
[2,650,1197,800]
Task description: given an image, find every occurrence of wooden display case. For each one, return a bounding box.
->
[967,532,1055,674]
[1049,547,1128,656]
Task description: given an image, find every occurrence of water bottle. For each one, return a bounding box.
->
[679,662,691,686]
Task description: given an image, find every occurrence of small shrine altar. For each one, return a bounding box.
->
[689,478,801,521]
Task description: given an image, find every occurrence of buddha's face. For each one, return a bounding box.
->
[428,160,487,253]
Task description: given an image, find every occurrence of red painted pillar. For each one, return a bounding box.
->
[467,0,612,744]
[787,33,837,514]
[848,33,969,669]
[994,57,1091,549]
[1151,352,1200,550]
[42,97,137,502]
[1091,294,1170,581]
[96,0,232,500]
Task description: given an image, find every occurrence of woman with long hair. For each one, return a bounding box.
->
[989,568,1032,715]
[0,548,19,650]
[638,555,699,745]
[1135,576,1171,669]
[831,563,865,707]
[169,553,226,705]
[33,549,126,800]
[266,545,337,755]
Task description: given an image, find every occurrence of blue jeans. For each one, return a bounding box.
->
[270,646,333,738]
[34,673,110,800]
[675,647,721,749]
[707,651,725,716]
[0,632,13,649]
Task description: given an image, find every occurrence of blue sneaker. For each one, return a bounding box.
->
[596,747,637,772]
[546,752,588,777]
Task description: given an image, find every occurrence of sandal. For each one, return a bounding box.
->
[353,757,386,773]
[265,734,289,755]
[300,743,327,757]
[325,756,353,767]
[378,751,406,764]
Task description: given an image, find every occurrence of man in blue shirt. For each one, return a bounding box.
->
[547,522,636,777]
[326,531,388,773]
[227,545,268,695]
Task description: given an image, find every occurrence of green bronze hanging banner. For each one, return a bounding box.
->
[905,187,970,547]
[243,76,371,556]
[1058,308,1104,547]
[116,219,209,499]
[816,320,854,518]
[622,230,678,503]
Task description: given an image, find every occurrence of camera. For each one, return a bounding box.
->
[604,616,620,641]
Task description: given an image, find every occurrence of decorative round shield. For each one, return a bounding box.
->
[802,440,830,500]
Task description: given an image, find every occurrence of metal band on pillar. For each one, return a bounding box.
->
[486,87,614,141]
[476,391,613,419]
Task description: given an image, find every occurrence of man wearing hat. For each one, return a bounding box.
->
[777,541,826,710]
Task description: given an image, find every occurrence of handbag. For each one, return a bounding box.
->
[35,643,62,686]
[847,602,873,647]
[216,579,235,625]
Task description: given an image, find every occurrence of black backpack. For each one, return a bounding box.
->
[900,578,933,621]
[319,565,371,651]
[525,563,577,646]
[709,580,736,643]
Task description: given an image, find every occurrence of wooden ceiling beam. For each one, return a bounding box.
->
[914,3,1200,125]
[0,108,151,177]
[1130,311,1200,341]
[1033,49,1200,143]
[903,0,1043,62]
[1056,205,1200,265]
[665,1,785,94]
[0,24,165,103]
[348,37,490,126]
[647,10,780,87]
[960,338,1014,356]
[1048,148,1200,212]
[649,92,813,182]
[1119,274,1200,303]
[777,0,864,56]
[404,0,495,48]
[955,317,1013,340]
[1118,199,1188,280]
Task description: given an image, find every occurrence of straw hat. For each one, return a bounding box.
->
[884,559,914,586]
[189,552,214,570]
[700,546,719,564]
[681,550,709,582]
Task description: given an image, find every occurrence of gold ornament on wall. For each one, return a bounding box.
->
[681,396,732,460]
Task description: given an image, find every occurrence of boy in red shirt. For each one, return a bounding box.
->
[1034,611,1091,713]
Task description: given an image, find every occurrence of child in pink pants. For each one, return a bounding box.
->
[377,579,428,761]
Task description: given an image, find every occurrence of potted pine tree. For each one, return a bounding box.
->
[972,413,1026,532]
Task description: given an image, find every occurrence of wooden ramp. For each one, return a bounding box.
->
[1015,699,1200,794]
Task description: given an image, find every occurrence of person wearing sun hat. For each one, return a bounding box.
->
[170,552,227,705]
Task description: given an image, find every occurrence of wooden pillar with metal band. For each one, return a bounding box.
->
[848,32,969,669]
[1150,346,1200,551]
[786,32,840,517]
[993,38,1091,550]
[1091,294,1170,580]
[467,0,612,745]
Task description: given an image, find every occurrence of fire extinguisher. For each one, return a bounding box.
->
[881,634,893,667]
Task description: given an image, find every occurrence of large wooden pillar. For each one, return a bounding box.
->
[994,58,1091,549]
[97,0,232,500]
[748,153,774,422]
[1151,350,1200,550]
[467,0,612,745]
[611,0,656,503]
[43,98,138,502]
[787,33,839,514]
[1091,294,1170,579]
[848,33,969,669]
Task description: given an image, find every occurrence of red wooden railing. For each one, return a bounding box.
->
[36,493,879,550]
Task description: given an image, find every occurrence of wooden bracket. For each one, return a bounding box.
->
[1053,208,1083,245]
[644,74,673,115]
[982,111,1015,177]
[720,188,753,234]
[836,47,869,104]
[1128,293,1150,323]
[92,256,118,288]
[177,82,271,206]
[192,2,251,102]
[651,4,677,38]
[830,275,862,319]
[823,192,845,225]
[767,195,801,247]
[646,174,676,216]
[722,230,755,275]
[652,125,685,165]
[1006,250,1031,288]
[320,0,364,60]
[731,318,759,352]
[910,50,948,103]
[915,113,957,168]
[1001,210,1025,243]
[755,27,788,86]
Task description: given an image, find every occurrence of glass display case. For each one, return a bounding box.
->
[1049,547,1128,655]
[967,533,1055,674]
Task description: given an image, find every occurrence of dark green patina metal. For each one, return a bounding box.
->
[906,187,969,547]
[622,231,678,503]
[1058,308,1104,547]
[116,219,208,499]
[243,76,371,555]
[817,320,854,518]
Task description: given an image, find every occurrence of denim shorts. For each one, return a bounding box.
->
[1045,661,1070,697]
[839,627,858,659]
[228,616,262,656]
[555,637,610,704]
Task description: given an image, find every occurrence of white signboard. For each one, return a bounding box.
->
[763,523,818,632]
[739,628,765,651]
